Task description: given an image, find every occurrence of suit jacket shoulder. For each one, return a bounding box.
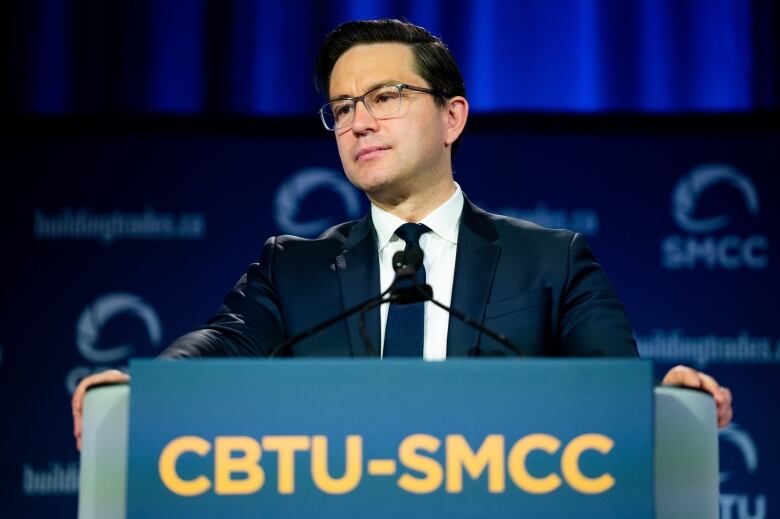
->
[452,200,637,357]
[160,215,378,358]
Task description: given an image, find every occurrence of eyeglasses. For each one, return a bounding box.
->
[319,83,445,131]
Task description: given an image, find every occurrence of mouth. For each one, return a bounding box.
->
[355,146,390,162]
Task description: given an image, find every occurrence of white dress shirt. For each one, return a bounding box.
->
[371,184,464,360]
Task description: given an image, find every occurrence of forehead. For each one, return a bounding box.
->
[329,43,425,98]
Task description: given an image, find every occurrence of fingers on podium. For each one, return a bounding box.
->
[71,369,130,450]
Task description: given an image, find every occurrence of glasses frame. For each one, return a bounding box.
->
[318,83,446,131]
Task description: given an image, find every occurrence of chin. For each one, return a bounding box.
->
[345,166,395,194]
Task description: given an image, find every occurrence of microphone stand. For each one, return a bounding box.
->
[358,247,527,358]
[269,247,527,358]
[268,250,420,358]
[267,293,387,358]
[415,286,526,357]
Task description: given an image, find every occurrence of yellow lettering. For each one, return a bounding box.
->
[310,435,362,494]
[261,436,311,494]
[214,436,264,495]
[507,433,561,494]
[446,434,505,493]
[158,435,212,497]
[397,434,443,494]
[561,433,615,494]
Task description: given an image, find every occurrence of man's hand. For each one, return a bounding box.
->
[662,365,733,428]
[71,369,130,451]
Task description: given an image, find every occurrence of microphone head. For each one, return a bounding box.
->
[392,251,406,272]
[405,247,424,270]
[392,247,424,273]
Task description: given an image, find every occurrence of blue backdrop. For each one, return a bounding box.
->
[1,114,777,517]
[5,0,777,114]
[1,0,779,517]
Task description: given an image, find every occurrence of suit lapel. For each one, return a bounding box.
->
[447,199,501,357]
[335,214,381,357]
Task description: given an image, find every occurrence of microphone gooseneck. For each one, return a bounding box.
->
[269,250,413,358]
[389,246,527,356]
[270,242,527,358]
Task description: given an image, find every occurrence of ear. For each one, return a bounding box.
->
[442,96,469,147]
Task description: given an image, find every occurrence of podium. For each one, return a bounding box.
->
[78,359,719,518]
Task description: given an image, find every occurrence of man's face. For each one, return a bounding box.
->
[328,43,452,201]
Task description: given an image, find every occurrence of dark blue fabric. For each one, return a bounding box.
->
[383,223,430,358]
[6,0,773,114]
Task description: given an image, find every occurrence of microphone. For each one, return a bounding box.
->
[392,248,423,278]
[387,248,430,304]
[390,247,527,357]
[268,290,385,358]
[426,297,527,357]
[268,249,424,358]
[269,244,527,358]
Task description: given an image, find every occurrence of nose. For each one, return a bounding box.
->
[350,99,378,134]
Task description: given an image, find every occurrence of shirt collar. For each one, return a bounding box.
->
[371,183,464,250]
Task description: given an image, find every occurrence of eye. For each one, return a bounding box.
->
[371,89,400,104]
[332,102,353,118]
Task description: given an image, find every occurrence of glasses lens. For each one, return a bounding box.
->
[320,85,404,130]
[366,85,402,118]
[322,100,354,130]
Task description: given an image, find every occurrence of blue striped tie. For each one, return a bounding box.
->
[384,223,430,357]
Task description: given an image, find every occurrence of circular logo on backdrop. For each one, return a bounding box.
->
[75,292,162,364]
[274,168,363,237]
[719,423,758,483]
[672,164,759,233]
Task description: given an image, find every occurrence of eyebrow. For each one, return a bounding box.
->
[329,80,400,101]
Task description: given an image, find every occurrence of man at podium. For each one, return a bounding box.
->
[72,19,732,450]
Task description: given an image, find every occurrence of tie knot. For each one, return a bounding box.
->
[395,223,430,249]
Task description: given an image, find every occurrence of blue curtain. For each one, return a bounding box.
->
[6,0,773,114]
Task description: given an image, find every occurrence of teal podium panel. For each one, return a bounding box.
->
[127,359,654,519]
[126,359,654,518]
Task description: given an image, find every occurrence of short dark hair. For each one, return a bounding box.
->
[315,19,466,156]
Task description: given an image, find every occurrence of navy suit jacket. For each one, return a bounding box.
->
[161,199,638,358]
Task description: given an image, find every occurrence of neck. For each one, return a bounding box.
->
[368,176,456,222]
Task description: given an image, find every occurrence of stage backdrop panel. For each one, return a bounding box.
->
[0,115,777,518]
